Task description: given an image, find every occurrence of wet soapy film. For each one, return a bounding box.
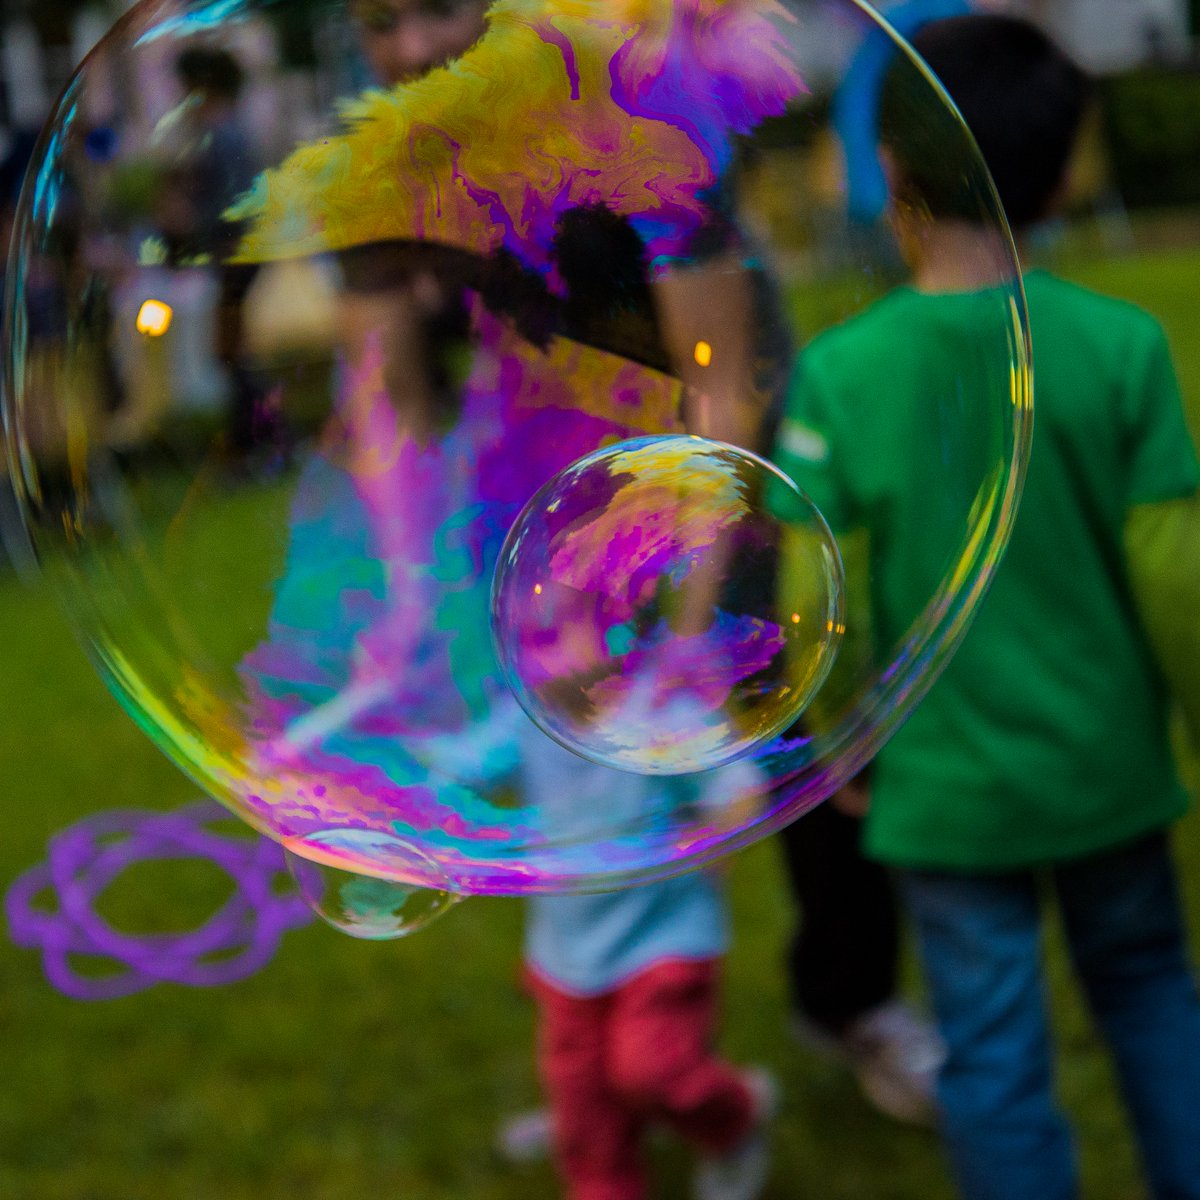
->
[2,0,1030,928]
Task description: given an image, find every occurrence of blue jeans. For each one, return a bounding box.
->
[903,832,1200,1200]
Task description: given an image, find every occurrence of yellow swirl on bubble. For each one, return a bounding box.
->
[230,0,723,264]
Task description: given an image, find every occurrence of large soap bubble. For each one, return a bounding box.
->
[3,0,1031,906]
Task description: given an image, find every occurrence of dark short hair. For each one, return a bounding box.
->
[882,14,1091,230]
[176,46,244,101]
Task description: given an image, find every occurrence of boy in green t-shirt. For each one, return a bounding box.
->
[772,15,1200,1200]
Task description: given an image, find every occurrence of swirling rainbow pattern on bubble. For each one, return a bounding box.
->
[490,435,843,775]
[228,0,804,272]
[175,0,811,891]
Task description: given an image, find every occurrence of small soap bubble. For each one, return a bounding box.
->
[284,831,459,940]
[491,436,844,774]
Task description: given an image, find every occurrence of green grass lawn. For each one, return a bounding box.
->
[2,240,1199,1199]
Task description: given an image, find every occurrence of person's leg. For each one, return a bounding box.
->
[902,869,1078,1200]
[780,797,942,1125]
[606,959,756,1155]
[216,263,261,458]
[529,973,647,1200]
[779,798,899,1030]
[1054,831,1200,1200]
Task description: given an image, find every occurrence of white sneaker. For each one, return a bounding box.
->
[494,1108,553,1164]
[793,1000,944,1126]
[494,1103,679,1165]
[693,1067,778,1200]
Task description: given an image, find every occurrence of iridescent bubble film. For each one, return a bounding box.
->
[492,435,843,773]
[3,0,1030,895]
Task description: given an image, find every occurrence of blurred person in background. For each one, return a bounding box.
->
[172,44,271,466]
[0,117,40,570]
[773,14,1200,1199]
[351,0,488,82]
[348,0,944,1154]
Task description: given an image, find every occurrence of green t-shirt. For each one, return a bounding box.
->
[772,271,1200,870]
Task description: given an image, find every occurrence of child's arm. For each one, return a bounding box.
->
[1125,494,1200,753]
[1118,315,1200,754]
